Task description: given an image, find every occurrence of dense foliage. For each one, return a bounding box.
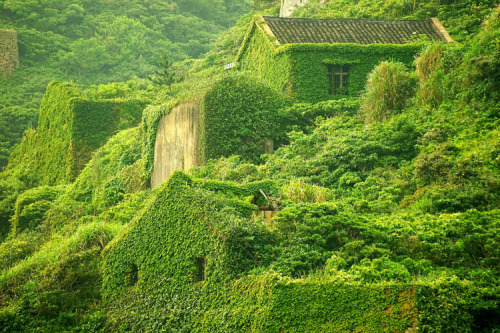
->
[201,74,286,162]
[0,0,255,170]
[0,0,499,332]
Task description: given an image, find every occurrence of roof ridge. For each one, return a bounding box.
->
[261,16,449,45]
[262,16,434,23]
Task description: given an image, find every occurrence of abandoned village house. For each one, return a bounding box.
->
[236,16,452,103]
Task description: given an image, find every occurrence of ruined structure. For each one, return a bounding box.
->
[0,30,19,76]
[9,81,149,185]
[151,101,200,188]
[148,75,284,188]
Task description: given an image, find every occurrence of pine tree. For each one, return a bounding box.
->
[149,53,176,91]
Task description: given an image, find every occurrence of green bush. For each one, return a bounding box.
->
[0,231,42,271]
[10,185,65,234]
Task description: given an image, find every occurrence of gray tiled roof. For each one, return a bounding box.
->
[263,16,447,45]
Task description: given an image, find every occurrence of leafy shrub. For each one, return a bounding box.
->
[10,185,65,234]
[0,168,40,239]
[361,61,417,123]
[190,155,267,183]
[0,231,42,271]
[266,114,420,188]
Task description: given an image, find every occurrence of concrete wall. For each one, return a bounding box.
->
[280,0,309,17]
[0,30,19,76]
[151,101,200,188]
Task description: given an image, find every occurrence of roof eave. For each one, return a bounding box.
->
[274,41,424,54]
[431,18,453,43]
[259,15,281,46]
[235,15,280,63]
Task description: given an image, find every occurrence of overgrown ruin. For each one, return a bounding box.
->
[0,30,19,76]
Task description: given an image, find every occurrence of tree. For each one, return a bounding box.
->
[149,53,177,91]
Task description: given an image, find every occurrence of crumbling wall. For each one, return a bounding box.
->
[0,30,19,76]
[151,101,200,188]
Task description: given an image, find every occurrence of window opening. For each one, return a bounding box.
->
[126,263,139,286]
[193,256,206,282]
[328,65,349,95]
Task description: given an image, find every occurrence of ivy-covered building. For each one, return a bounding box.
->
[7,82,149,185]
[103,171,423,332]
[236,16,452,103]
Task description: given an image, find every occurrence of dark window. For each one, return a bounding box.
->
[126,263,139,286]
[193,256,206,282]
[328,65,349,95]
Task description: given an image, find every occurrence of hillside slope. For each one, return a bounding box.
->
[0,1,498,332]
[0,0,256,170]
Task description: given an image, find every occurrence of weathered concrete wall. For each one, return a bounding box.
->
[151,101,200,188]
[280,0,309,17]
[0,30,19,76]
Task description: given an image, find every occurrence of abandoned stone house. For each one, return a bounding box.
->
[236,16,452,103]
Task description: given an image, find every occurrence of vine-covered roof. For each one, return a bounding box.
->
[263,16,451,45]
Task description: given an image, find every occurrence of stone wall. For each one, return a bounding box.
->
[151,101,200,188]
[0,30,19,76]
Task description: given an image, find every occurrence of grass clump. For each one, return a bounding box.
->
[361,61,417,123]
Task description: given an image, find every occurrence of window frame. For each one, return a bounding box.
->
[327,64,350,95]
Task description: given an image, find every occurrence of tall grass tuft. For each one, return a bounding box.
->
[416,43,446,107]
[282,179,332,203]
[361,61,417,123]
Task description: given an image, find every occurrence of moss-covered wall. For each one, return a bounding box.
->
[204,275,418,332]
[237,16,423,103]
[200,74,286,163]
[9,81,148,185]
[236,18,293,96]
[285,43,421,102]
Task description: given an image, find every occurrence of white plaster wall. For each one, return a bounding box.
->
[151,101,200,188]
[280,0,309,17]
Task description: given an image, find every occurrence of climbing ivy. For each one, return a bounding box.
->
[201,73,287,163]
[8,81,149,185]
[237,15,423,103]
